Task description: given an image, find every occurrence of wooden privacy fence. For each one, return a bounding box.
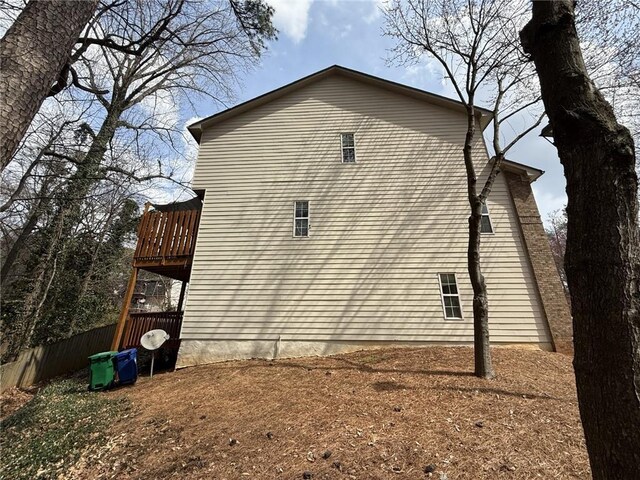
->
[0,323,116,392]
[134,208,200,263]
[121,311,182,350]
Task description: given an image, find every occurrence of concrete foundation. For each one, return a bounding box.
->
[176,339,554,368]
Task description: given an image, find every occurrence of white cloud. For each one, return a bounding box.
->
[139,89,180,131]
[402,61,444,90]
[364,0,389,24]
[339,23,352,39]
[268,0,313,43]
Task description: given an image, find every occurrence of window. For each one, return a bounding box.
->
[341,133,356,163]
[480,202,494,234]
[438,273,463,319]
[294,201,309,237]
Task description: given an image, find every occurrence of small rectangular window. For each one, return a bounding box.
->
[481,202,494,234]
[294,201,309,237]
[438,273,463,319]
[341,133,356,163]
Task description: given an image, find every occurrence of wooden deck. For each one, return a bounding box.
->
[112,198,202,351]
[121,311,183,350]
[133,208,201,281]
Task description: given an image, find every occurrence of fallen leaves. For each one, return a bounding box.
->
[5,346,590,479]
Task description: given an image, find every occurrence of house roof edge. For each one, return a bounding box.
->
[187,65,494,143]
[501,158,545,182]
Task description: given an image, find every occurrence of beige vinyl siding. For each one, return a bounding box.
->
[181,75,550,345]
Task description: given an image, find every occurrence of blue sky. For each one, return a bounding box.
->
[194,0,568,224]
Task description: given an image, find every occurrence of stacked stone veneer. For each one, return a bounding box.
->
[504,171,573,354]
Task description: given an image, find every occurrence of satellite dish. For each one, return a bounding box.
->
[141,329,169,350]
[140,329,169,378]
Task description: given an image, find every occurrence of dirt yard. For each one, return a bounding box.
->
[68,346,588,479]
[0,387,35,420]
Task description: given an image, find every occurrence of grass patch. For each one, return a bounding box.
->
[0,378,129,480]
[357,353,388,364]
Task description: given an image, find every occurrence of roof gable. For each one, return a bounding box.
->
[187,65,493,143]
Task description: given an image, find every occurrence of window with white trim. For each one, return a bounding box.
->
[341,133,356,163]
[438,273,463,319]
[294,201,309,237]
[480,202,494,234]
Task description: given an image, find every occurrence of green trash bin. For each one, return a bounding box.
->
[88,351,118,391]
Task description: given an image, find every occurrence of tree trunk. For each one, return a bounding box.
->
[0,161,58,289]
[0,0,98,171]
[521,1,640,477]
[463,107,495,379]
[468,199,493,379]
[40,95,125,252]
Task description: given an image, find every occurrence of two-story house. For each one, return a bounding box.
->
[112,66,572,366]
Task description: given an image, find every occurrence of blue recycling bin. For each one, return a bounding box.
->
[114,348,138,385]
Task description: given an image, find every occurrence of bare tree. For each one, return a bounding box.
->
[0,101,95,287]
[384,0,542,378]
[1,0,276,360]
[0,0,98,170]
[576,0,640,141]
[0,0,275,173]
[521,1,640,477]
[545,209,569,302]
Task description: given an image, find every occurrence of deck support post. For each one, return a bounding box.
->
[111,267,138,351]
[177,281,188,312]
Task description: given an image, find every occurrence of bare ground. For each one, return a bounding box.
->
[68,346,589,479]
[0,387,35,420]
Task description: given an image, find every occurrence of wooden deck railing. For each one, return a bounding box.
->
[134,208,201,265]
[121,311,183,350]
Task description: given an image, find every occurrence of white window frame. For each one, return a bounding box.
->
[438,273,464,320]
[480,201,494,234]
[340,133,356,163]
[293,200,310,238]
